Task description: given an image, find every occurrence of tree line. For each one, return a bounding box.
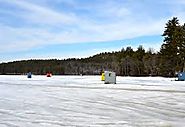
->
[0,17,185,77]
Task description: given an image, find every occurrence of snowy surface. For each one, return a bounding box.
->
[0,75,185,127]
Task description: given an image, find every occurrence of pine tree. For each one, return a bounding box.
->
[160,17,185,76]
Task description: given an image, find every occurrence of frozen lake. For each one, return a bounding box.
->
[0,75,185,127]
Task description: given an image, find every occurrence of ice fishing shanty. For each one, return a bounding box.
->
[46,72,52,77]
[101,72,105,81]
[27,72,32,78]
[177,72,185,81]
[103,71,116,84]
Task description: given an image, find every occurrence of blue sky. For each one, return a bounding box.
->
[0,0,185,63]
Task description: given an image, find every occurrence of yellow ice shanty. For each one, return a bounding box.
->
[101,72,105,81]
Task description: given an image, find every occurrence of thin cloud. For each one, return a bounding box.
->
[0,0,184,54]
[0,0,78,25]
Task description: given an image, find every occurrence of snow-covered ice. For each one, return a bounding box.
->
[0,75,185,127]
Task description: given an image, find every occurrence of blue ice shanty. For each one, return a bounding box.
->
[178,72,185,81]
[27,72,32,78]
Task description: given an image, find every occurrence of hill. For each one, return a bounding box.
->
[0,46,159,76]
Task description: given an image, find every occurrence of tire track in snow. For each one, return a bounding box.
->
[1,82,185,93]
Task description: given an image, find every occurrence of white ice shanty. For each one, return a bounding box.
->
[104,71,116,84]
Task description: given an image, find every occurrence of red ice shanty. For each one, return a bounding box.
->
[46,72,52,77]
